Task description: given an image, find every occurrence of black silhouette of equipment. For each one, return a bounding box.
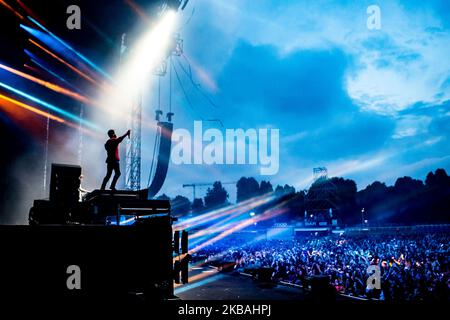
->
[25,163,189,302]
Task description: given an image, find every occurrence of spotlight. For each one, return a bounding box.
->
[249,212,255,217]
[121,10,177,96]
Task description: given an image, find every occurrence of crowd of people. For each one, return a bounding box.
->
[194,233,450,301]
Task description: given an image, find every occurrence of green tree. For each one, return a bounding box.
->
[204,181,229,209]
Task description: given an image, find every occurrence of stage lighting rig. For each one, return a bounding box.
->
[161,0,190,12]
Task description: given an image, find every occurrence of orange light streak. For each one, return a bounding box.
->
[16,0,43,24]
[0,0,24,20]
[0,93,100,139]
[0,93,64,122]
[0,63,92,105]
[29,39,101,87]
[23,63,43,75]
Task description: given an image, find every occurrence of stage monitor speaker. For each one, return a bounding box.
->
[307,275,336,301]
[49,163,81,204]
[257,267,273,282]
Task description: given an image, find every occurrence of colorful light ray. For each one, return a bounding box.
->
[25,53,141,122]
[24,63,46,77]
[27,56,85,94]
[172,198,289,264]
[16,0,43,24]
[0,81,100,130]
[0,93,98,137]
[174,202,292,290]
[187,205,288,255]
[27,38,101,87]
[110,10,177,103]
[175,194,266,228]
[20,24,103,83]
[0,93,64,122]
[27,16,112,81]
[122,4,218,95]
[0,0,24,20]
[174,192,277,231]
[0,62,92,105]
[189,210,251,240]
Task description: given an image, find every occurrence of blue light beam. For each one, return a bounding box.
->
[25,18,112,80]
[0,80,100,131]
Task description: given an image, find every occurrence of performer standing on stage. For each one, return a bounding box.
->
[100,129,130,191]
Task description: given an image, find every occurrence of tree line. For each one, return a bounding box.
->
[159,168,450,225]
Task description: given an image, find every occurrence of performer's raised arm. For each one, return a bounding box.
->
[100,129,130,191]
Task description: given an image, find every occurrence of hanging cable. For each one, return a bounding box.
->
[176,6,195,32]
[178,54,219,108]
[169,55,172,113]
[172,61,203,120]
[158,73,161,111]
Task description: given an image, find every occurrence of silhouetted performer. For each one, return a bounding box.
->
[101,129,130,191]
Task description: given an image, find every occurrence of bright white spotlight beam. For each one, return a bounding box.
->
[121,10,177,96]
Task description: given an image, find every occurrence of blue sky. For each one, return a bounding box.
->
[140,0,450,201]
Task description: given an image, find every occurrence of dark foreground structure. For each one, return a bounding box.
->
[0,220,174,306]
[0,163,190,307]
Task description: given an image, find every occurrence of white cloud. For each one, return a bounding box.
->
[423,136,444,146]
[188,0,450,116]
[327,153,391,178]
[283,131,308,144]
[392,115,432,139]
[277,152,392,191]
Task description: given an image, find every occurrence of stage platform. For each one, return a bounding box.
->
[175,266,306,300]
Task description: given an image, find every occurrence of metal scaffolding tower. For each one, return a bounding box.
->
[313,167,328,181]
[125,93,142,190]
[119,31,142,191]
[305,167,338,218]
